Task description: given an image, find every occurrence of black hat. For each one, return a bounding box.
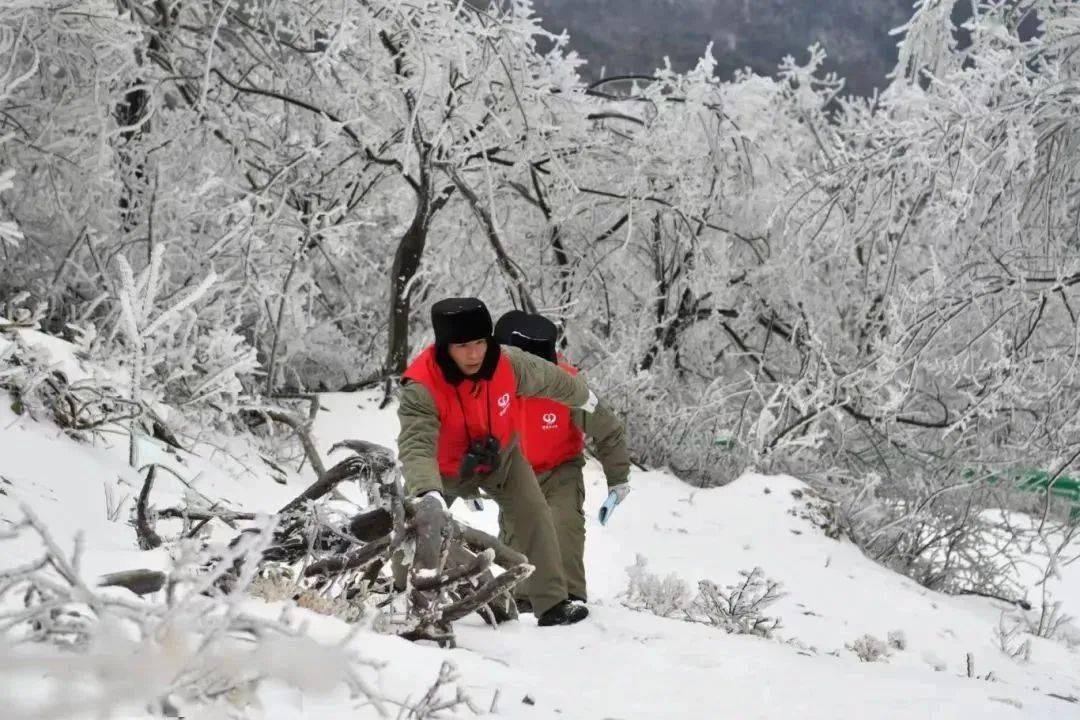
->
[494,310,558,363]
[431,297,493,346]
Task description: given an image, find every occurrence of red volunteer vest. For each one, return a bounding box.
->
[402,345,519,478]
[519,361,586,473]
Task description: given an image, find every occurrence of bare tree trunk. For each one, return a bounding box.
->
[266,203,314,395]
[528,168,571,317]
[639,215,712,372]
[384,178,434,376]
[445,167,537,314]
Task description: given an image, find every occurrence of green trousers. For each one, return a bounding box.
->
[399,446,570,616]
[498,456,587,602]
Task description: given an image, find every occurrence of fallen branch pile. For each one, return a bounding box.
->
[133,437,530,647]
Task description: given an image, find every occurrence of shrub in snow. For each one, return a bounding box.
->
[692,567,785,638]
[847,634,890,663]
[887,629,907,651]
[0,328,138,438]
[108,248,258,466]
[622,558,785,638]
[1026,598,1074,642]
[622,554,693,619]
[250,573,364,624]
[0,507,382,719]
[995,613,1033,663]
[824,469,1080,622]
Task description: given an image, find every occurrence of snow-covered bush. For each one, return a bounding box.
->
[0,508,380,719]
[1026,600,1073,642]
[622,554,693,619]
[103,248,259,464]
[692,568,786,638]
[622,558,785,638]
[0,326,138,438]
[250,572,364,624]
[996,613,1033,663]
[847,634,890,663]
[829,473,1020,594]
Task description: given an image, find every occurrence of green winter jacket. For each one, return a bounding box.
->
[397,345,591,497]
[570,400,630,488]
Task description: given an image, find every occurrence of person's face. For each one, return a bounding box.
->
[447,338,488,376]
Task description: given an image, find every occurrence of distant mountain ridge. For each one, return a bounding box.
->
[531,0,916,96]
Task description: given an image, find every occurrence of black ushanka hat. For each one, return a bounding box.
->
[431,297,494,346]
[431,297,500,384]
[494,310,558,363]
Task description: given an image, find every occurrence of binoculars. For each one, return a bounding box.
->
[459,435,501,479]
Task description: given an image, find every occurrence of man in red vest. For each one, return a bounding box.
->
[494,311,631,609]
[397,298,599,626]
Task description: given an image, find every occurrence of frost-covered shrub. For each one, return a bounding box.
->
[622,559,785,638]
[0,510,379,719]
[1026,599,1074,642]
[847,634,890,663]
[996,613,1033,663]
[622,554,692,619]
[0,325,137,437]
[250,573,364,623]
[692,568,785,638]
[108,249,259,409]
[887,629,907,651]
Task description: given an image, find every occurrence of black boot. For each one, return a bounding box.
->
[568,594,587,604]
[537,599,589,627]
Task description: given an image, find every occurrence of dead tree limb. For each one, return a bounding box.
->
[260,409,327,480]
[135,466,162,550]
[304,536,392,577]
[143,405,184,451]
[444,166,537,314]
[277,455,361,515]
[413,548,494,592]
[157,508,258,523]
[279,441,397,516]
[398,623,455,645]
[97,569,166,595]
[440,563,534,622]
[345,503,525,570]
[458,524,527,568]
[349,508,394,541]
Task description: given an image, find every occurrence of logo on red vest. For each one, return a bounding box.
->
[496,392,511,416]
[541,412,558,429]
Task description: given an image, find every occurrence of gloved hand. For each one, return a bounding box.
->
[598,483,630,525]
[466,497,484,511]
[418,491,447,510]
[413,491,449,570]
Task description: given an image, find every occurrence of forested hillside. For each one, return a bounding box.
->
[532,0,915,94]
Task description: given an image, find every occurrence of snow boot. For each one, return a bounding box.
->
[537,599,588,627]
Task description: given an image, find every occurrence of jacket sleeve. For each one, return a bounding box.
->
[396,381,444,497]
[505,345,590,407]
[571,397,631,488]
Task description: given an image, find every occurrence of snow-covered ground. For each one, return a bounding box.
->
[1,326,1078,718]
